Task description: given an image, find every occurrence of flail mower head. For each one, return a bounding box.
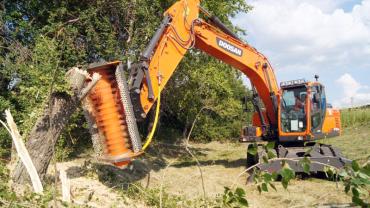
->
[86,61,142,168]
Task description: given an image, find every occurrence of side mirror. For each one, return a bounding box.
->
[313,93,320,103]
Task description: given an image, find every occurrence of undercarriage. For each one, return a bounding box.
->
[246,142,352,180]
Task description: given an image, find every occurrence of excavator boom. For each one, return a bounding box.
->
[130,0,279,130]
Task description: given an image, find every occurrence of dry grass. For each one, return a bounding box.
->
[44,124,369,207]
[142,141,353,208]
[322,124,370,163]
[139,122,370,207]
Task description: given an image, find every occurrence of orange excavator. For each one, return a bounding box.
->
[86,0,350,174]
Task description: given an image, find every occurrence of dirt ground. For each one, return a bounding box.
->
[50,158,150,208]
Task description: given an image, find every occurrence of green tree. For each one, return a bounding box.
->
[161,54,251,141]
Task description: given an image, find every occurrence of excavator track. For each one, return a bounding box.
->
[247,143,352,181]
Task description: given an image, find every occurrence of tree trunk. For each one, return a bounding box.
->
[11,67,100,184]
[11,92,78,183]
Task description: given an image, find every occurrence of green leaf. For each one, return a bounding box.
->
[223,194,227,202]
[248,144,257,156]
[303,163,310,174]
[235,187,246,197]
[324,167,335,178]
[238,198,249,207]
[266,142,275,150]
[281,167,295,181]
[228,190,234,198]
[280,167,295,189]
[351,187,360,197]
[344,185,350,193]
[323,167,329,178]
[262,183,268,192]
[263,173,272,183]
[357,172,369,180]
[350,178,365,185]
[338,171,348,178]
[282,180,289,189]
[361,163,370,176]
[352,196,364,206]
[267,150,276,159]
[299,157,311,173]
[352,160,360,172]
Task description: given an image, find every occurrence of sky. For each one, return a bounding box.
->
[232,0,370,108]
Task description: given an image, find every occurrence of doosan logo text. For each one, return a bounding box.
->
[216,38,243,57]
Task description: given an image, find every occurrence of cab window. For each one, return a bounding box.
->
[310,85,326,131]
[281,86,307,133]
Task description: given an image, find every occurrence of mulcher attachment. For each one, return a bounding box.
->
[247,143,352,181]
[87,61,142,168]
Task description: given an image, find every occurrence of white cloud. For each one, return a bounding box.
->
[297,0,360,13]
[232,0,370,72]
[336,73,361,97]
[335,73,370,107]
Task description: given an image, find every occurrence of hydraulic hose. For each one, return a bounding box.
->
[142,86,161,151]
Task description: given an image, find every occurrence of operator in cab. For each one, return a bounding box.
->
[294,92,306,112]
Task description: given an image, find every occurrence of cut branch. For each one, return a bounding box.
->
[0,110,43,193]
[183,106,209,203]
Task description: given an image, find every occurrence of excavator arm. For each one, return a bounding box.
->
[130,0,279,128]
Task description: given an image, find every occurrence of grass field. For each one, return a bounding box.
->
[340,105,370,128]
[330,106,370,163]
[322,125,370,163]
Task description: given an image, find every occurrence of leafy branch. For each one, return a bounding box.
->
[325,159,370,207]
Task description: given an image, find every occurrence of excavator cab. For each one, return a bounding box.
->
[278,79,340,142]
[246,79,348,177]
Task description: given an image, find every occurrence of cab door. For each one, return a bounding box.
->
[309,84,326,139]
[279,85,309,141]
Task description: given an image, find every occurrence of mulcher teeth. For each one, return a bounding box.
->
[87,61,142,168]
[115,63,142,152]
